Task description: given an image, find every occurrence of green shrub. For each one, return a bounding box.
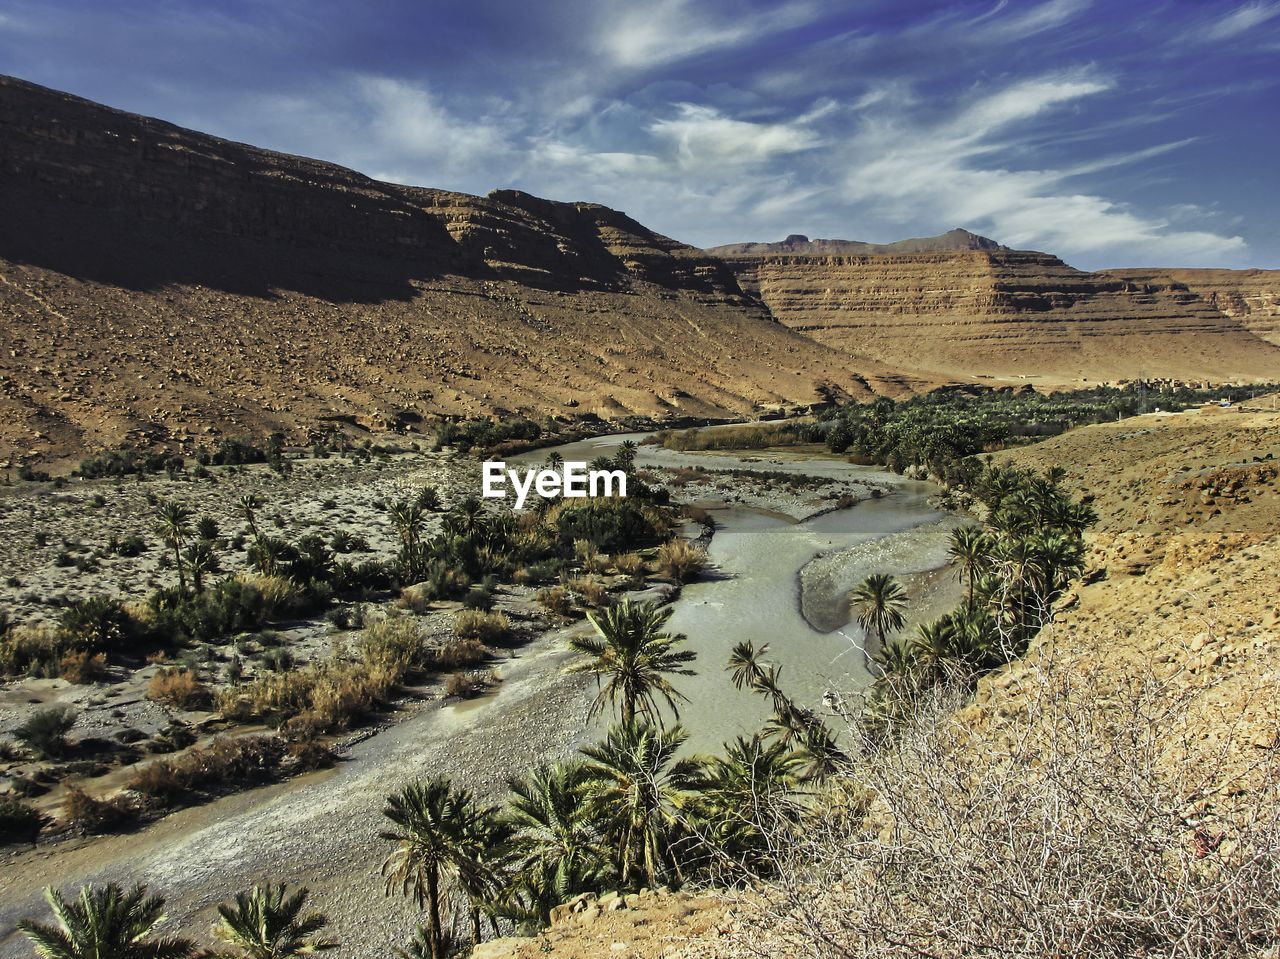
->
[0,796,46,845]
[59,596,133,654]
[553,499,660,552]
[15,706,77,759]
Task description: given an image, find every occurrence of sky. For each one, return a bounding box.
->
[1,0,1277,269]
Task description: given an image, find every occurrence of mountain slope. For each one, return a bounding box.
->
[0,76,882,466]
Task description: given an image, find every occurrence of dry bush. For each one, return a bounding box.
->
[536,586,573,617]
[147,668,209,710]
[656,540,707,584]
[575,539,611,574]
[432,637,489,670]
[564,576,611,609]
[444,669,497,699]
[62,785,138,834]
[221,617,424,730]
[397,582,435,613]
[235,572,302,615]
[720,659,1280,959]
[126,735,285,808]
[59,651,108,684]
[454,609,511,644]
[611,551,648,581]
[0,623,65,677]
[357,615,427,674]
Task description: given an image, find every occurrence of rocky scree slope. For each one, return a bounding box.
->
[0,76,876,466]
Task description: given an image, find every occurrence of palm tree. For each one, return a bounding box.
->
[238,494,264,546]
[155,501,193,595]
[381,777,481,959]
[581,720,699,887]
[873,640,918,678]
[569,601,697,727]
[17,883,197,959]
[181,540,220,594]
[212,883,336,959]
[504,762,609,922]
[455,803,512,945]
[389,501,428,579]
[727,640,770,693]
[248,536,291,578]
[947,526,990,608]
[688,734,804,874]
[909,619,955,678]
[850,573,909,652]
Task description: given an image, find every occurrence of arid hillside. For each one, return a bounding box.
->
[0,76,888,467]
[715,244,1280,387]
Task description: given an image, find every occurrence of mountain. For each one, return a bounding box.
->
[0,76,881,466]
[707,228,1007,257]
[713,240,1280,386]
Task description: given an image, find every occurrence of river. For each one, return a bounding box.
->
[1,432,960,957]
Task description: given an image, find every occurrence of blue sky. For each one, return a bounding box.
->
[1,0,1277,269]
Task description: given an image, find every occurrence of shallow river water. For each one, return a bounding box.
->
[515,432,963,751]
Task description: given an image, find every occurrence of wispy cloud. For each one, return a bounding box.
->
[596,0,819,67]
[1200,0,1280,41]
[837,74,1246,262]
[648,103,825,168]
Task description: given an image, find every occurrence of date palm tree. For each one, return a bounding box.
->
[381,777,482,959]
[947,525,990,608]
[581,720,700,887]
[688,733,805,874]
[182,539,220,594]
[504,762,610,923]
[17,883,197,959]
[212,883,336,959]
[155,501,193,595]
[851,573,908,652]
[569,601,697,727]
[389,500,428,579]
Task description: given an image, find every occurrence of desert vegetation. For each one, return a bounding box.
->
[801,382,1280,483]
[0,434,714,848]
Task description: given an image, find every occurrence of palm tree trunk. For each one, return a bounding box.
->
[173,542,186,594]
[427,864,442,959]
[471,907,481,945]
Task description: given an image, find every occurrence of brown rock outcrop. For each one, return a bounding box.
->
[717,247,1280,386]
[0,76,876,464]
[1102,267,1280,347]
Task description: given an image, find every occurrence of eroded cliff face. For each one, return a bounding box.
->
[0,76,875,464]
[1102,268,1280,347]
[718,249,1280,385]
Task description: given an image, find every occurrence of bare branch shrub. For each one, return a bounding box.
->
[715,655,1280,959]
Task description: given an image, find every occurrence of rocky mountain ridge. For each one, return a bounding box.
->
[707,227,1007,257]
[0,75,883,465]
[716,243,1280,385]
[1,73,1277,466]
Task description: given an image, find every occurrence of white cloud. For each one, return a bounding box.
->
[648,103,823,167]
[597,0,818,67]
[839,75,1246,262]
[353,76,511,175]
[1201,1,1280,40]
